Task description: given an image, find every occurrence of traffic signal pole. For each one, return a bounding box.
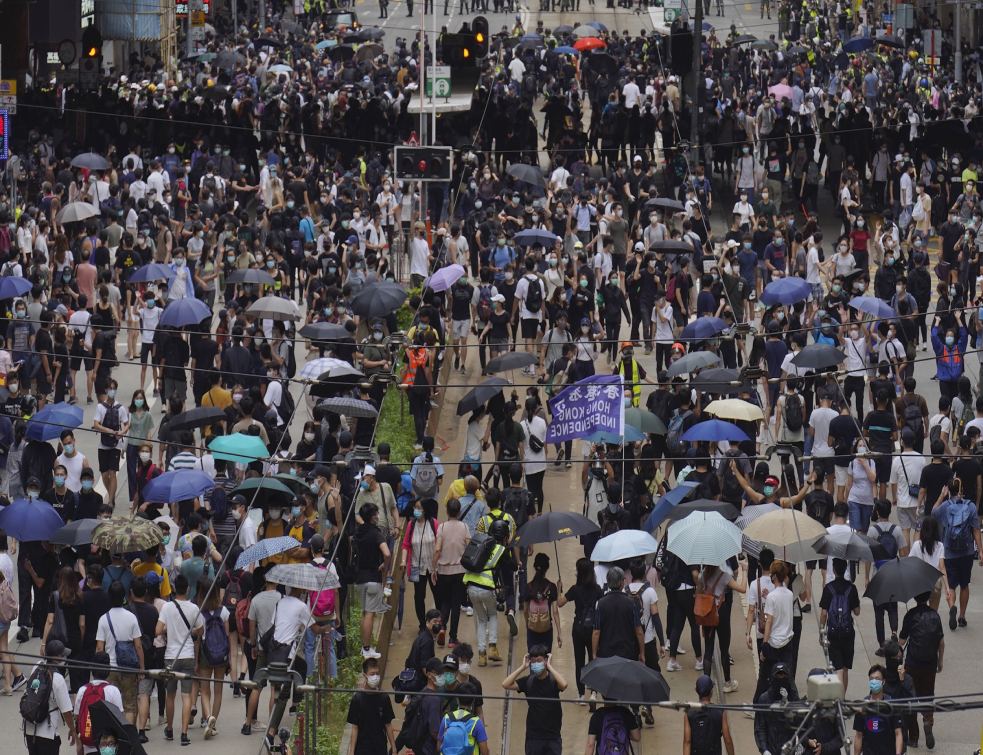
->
[689,0,702,171]
[419,0,427,237]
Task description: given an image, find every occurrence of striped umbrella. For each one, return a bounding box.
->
[236,536,302,568]
[266,563,341,591]
[667,511,742,566]
[735,502,782,559]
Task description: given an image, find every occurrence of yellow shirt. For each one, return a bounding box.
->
[133,562,171,598]
[962,168,979,185]
[261,519,287,565]
[443,478,486,506]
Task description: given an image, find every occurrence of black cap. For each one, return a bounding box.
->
[442,654,459,671]
[231,494,248,507]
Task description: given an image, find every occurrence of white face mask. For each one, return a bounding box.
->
[459,663,471,675]
[233,393,243,402]
[366,674,381,688]
[232,509,242,521]
[304,432,315,442]
[139,452,151,463]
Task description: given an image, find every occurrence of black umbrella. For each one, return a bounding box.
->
[87,701,147,755]
[643,197,685,213]
[580,657,671,703]
[215,50,247,69]
[665,499,740,523]
[457,378,508,416]
[342,33,362,44]
[349,282,408,318]
[50,519,99,547]
[554,24,574,34]
[484,351,538,374]
[751,39,778,51]
[358,27,385,40]
[875,34,905,48]
[813,531,888,562]
[648,240,696,254]
[732,34,757,44]
[512,511,599,547]
[227,269,276,285]
[506,163,546,188]
[300,322,350,341]
[692,368,742,393]
[588,51,618,75]
[310,365,365,398]
[168,406,228,433]
[327,44,356,62]
[256,36,286,48]
[864,557,943,605]
[202,86,231,101]
[282,19,304,34]
[790,343,846,370]
[787,45,808,54]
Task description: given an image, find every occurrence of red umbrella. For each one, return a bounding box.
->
[573,37,606,52]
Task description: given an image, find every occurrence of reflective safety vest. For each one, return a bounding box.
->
[404,348,428,385]
[617,357,642,407]
[462,542,505,590]
[440,710,480,755]
[477,509,516,540]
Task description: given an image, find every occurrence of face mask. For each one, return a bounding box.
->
[951,287,957,297]
[135,397,146,409]
[367,674,381,689]
[412,508,424,520]
[233,393,243,402]
[304,432,315,443]
[947,336,955,346]
[306,480,319,493]
[15,311,24,319]
[610,278,619,287]
[505,273,514,281]
[140,452,151,463]
[54,475,66,487]
[27,491,38,500]
[776,311,785,322]
[291,506,302,518]
[100,746,116,755]
[743,147,750,154]
[530,662,546,675]
[579,280,588,289]
[228,255,235,263]
[869,679,883,694]
[63,443,75,455]
[108,390,117,400]
[762,193,769,200]
[774,238,783,247]
[459,663,471,675]
[361,480,370,491]
[82,480,94,492]
[475,201,482,209]
[763,485,775,496]
[232,509,242,521]
[582,325,590,334]
[269,509,282,520]
[175,258,185,267]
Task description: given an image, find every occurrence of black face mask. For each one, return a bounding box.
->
[885,656,902,681]
[770,677,790,696]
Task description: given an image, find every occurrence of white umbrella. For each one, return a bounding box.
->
[667,511,742,566]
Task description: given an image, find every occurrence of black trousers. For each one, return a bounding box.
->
[413,573,439,631]
[25,735,61,755]
[843,375,865,421]
[702,591,733,681]
[571,624,594,695]
[437,573,466,641]
[669,588,702,659]
[526,471,545,515]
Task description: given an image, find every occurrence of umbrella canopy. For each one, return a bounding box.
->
[358,27,385,41]
[236,536,302,568]
[233,477,295,507]
[554,24,574,33]
[355,42,384,61]
[56,202,100,224]
[573,25,601,38]
[742,508,828,546]
[554,45,580,55]
[256,36,286,48]
[71,152,111,170]
[310,365,364,398]
[843,36,873,53]
[787,45,808,54]
[574,37,605,52]
[127,263,176,283]
[349,282,408,317]
[215,50,247,69]
[791,343,846,370]
[849,296,896,320]
[227,269,276,285]
[666,351,720,378]
[317,397,379,419]
[423,264,467,293]
[581,657,671,703]
[813,530,889,562]
[667,511,743,566]
[664,499,740,523]
[266,562,340,591]
[643,482,700,531]
[511,511,599,547]
[485,351,538,374]
[624,408,667,435]
[314,39,336,50]
[506,164,546,187]
[282,19,304,33]
[92,516,164,552]
[679,317,728,341]
[0,499,64,541]
[299,322,350,341]
[732,34,757,44]
[50,518,99,547]
[272,473,310,495]
[246,297,300,321]
[590,530,660,562]
[644,199,686,214]
[87,700,148,755]
[201,86,231,101]
[298,357,354,380]
[327,44,356,62]
[585,20,607,30]
[27,402,84,442]
[691,368,743,394]
[513,229,561,247]
[588,52,618,75]
[583,426,645,444]
[0,276,33,299]
[735,502,783,558]
[268,64,294,74]
[875,34,905,48]
[760,277,811,306]
[864,557,942,605]
[457,378,508,416]
[751,39,778,50]
[681,419,750,443]
[142,470,216,503]
[769,83,793,100]
[160,297,212,327]
[168,406,227,433]
[705,398,764,421]
[209,434,269,463]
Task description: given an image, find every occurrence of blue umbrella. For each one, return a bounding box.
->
[681,418,751,443]
[141,470,216,503]
[27,402,84,442]
[128,263,176,283]
[849,296,897,320]
[843,36,872,53]
[0,277,33,300]
[702,20,714,30]
[0,498,65,541]
[159,297,211,328]
[583,426,645,444]
[315,39,336,50]
[586,20,607,30]
[760,277,811,306]
[679,317,728,341]
[520,33,541,40]
[555,45,580,55]
[513,229,561,247]
[236,536,302,568]
[644,482,700,531]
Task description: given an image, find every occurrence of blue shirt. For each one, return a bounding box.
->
[490,246,515,282]
[934,497,980,559]
[737,249,758,285]
[300,217,316,243]
[765,339,789,378]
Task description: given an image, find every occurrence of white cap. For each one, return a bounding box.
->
[355,463,377,479]
[894,153,904,162]
[634,241,645,251]
[491,293,506,302]
[633,155,643,162]
[725,239,740,248]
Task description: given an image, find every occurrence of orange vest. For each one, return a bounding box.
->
[405,349,427,385]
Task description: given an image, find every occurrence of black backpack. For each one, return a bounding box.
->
[286,344,297,379]
[395,694,431,753]
[19,665,53,724]
[902,396,924,440]
[100,402,122,446]
[784,393,803,432]
[524,275,543,313]
[907,608,943,665]
[501,487,530,526]
[688,709,723,755]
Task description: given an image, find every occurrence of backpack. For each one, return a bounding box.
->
[783,393,804,432]
[286,344,297,379]
[19,665,53,725]
[202,608,231,667]
[626,581,651,631]
[414,458,439,499]
[943,498,976,554]
[597,709,632,755]
[0,579,17,623]
[524,276,543,313]
[107,613,141,669]
[958,397,975,438]
[99,401,122,446]
[235,593,252,636]
[395,694,431,754]
[440,714,479,755]
[477,285,493,321]
[902,396,924,441]
[806,161,821,186]
[527,592,551,633]
[665,273,677,303]
[666,408,692,455]
[310,563,337,618]
[77,681,108,747]
[461,531,496,573]
[223,572,244,611]
[871,523,899,567]
[826,583,854,638]
[688,710,723,755]
[929,420,943,446]
[396,472,416,517]
[0,227,11,257]
[906,608,943,665]
[276,382,296,424]
[720,449,746,501]
[693,573,723,627]
[501,488,530,526]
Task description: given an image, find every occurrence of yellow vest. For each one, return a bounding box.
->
[462,543,504,590]
[617,358,642,406]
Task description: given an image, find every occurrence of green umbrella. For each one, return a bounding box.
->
[273,473,311,494]
[624,408,668,435]
[209,434,269,463]
[197,52,216,62]
[92,516,164,553]
[234,477,296,507]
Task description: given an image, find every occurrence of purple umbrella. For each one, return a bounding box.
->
[423,264,467,293]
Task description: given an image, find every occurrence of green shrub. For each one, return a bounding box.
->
[376,385,420,465]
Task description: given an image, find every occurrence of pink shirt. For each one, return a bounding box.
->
[76,262,98,302]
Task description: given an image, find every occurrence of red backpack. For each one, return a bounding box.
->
[78,681,107,746]
[235,593,252,636]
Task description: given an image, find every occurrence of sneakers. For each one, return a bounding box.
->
[950,606,958,630]
[743,702,756,719]
[182,733,191,746]
[459,365,467,375]
[666,660,683,672]
[589,691,597,712]
[695,659,704,670]
[205,716,217,739]
[11,674,26,691]
[722,680,739,693]
[241,723,252,736]
[201,717,209,728]
[466,606,473,617]
[448,639,460,648]
[925,724,935,749]
[252,721,268,732]
[14,628,28,644]
[454,357,460,370]
[640,708,654,726]
[576,694,587,707]
[436,629,446,646]
[507,613,518,637]
[159,716,167,727]
[164,729,174,742]
[362,646,381,659]
[488,644,502,663]
[478,650,487,667]
[0,687,12,696]
[958,617,968,628]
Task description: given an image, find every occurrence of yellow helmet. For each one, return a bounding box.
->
[909,50,917,60]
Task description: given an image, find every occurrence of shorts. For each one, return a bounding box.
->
[873,453,892,484]
[826,632,855,670]
[198,645,228,672]
[610,253,626,272]
[165,657,196,694]
[138,677,156,696]
[355,581,387,613]
[525,739,563,755]
[814,456,834,475]
[931,576,944,603]
[809,282,824,302]
[107,670,138,716]
[757,259,768,277]
[849,501,873,534]
[521,318,540,340]
[834,464,850,488]
[98,448,122,472]
[35,376,51,396]
[945,555,975,589]
[896,506,919,531]
[140,342,155,365]
[451,319,471,339]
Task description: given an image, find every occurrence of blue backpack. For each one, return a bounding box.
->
[944,498,976,554]
[826,584,853,638]
[440,714,478,755]
[202,608,230,667]
[396,472,416,517]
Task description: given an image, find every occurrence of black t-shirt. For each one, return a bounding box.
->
[346,692,396,755]
[863,408,897,449]
[819,578,860,634]
[919,462,952,515]
[92,331,116,368]
[953,457,983,506]
[42,488,76,523]
[564,583,604,629]
[853,700,903,755]
[684,468,720,499]
[594,591,641,660]
[374,463,402,499]
[82,586,112,651]
[49,592,84,647]
[514,672,562,739]
[114,247,142,282]
[191,337,221,383]
[353,523,386,584]
[588,706,639,743]
[129,601,161,666]
[829,414,860,466]
[35,329,53,364]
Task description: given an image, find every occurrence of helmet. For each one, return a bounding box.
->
[621,341,633,351]
[489,519,511,543]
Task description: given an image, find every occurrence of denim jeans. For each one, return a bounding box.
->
[304,624,338,681]
[468,585,498,652]
[849,501,874,533]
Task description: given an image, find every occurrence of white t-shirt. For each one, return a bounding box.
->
[95,607,142,668]
[809,407,839,457]
[909,539,944,571]
[0,551,13,580]
[238,514,258,550]
[74,681,124,753]
[622,82,641,108]
[515,275,545,321]
[891,451,927,509]
[627,581,659,643]
[806,246,822,284]
[825,523,853,582]
[764,583,794,648]
[747,576,773,640]
[271,594,314,651]
[138,305,162,341]
[929,413,952,443]
[159,599,204,661]
[410,237,430,278]
[22,662,72,739]
[521,416,548,474]
[508,57,526,82]
[94,401,130,450]
[654,303,673,342]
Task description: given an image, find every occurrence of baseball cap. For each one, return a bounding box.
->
[347,235,358,245]
[633,155,642,162]
[696,675,715,697]
[634,241,645,252]
[894,154,904,162]
[765,476,780,487]
[144,570,163,586]
[491,293,506,303]
[901,426,916,447]
[356,463,377,479]
[725,239,739,248]
[45,639,70,658]
[425,657,445,674]
[26,476,41,489]
[442,654,459,671]
[339,431,354,447]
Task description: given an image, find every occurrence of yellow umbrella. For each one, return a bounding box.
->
[705,398,764,422]
[741,508,827,546]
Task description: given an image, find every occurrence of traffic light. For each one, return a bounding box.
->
[472,16,489,58]
[82,25,102,58]
[441,32,478,67]
[394,146,453,181]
